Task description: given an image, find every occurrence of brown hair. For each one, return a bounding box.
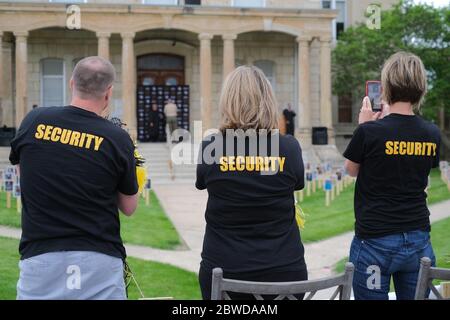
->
[381,52,427,109]
[219,66,279,132]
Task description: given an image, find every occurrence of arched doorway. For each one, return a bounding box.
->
[136,53,189,143]
[137,53,185,86]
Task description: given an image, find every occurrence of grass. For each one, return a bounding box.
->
[0,236,201,300]
[0,169,448,248]
[0,191,182,250]
[334,217,450,274]
[299,168,450,243]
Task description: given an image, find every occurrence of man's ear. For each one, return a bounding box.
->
[106,85,113,101]
[69,78,74,91]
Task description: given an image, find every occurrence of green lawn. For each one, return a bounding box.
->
[334,216,450,274]
[300,168,450,243]
[0,191,182,250]
[0,236,201,300]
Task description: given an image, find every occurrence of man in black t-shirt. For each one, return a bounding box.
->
[10,57,138,300]
[344,52,439,300]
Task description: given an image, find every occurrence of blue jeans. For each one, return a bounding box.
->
[349,230,435,300]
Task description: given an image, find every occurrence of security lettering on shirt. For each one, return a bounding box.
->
[219,156,286,173]
[385,141,437,157]
[34,124,104,151]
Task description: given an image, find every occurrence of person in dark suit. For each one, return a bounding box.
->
[148,104,160,142]
[283,103,296,135]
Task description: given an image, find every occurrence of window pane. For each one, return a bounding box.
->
[185,0,201,4]
[43,77,64,107]
[233,0,265,8]
[42,59,64,76]
[336,1,346,23]
[322,1,331,9]
[142,77,155,85]
[165,77,178,86]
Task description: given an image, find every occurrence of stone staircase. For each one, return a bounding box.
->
[138,142,196,185]
[0,147,11,168]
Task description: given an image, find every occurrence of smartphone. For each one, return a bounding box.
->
[365,81,382,112]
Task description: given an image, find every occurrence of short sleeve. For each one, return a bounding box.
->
[118,136,139,195]
[432,129,441,168]
[9,108,42,165]
[343,125,366,164]
[195,141,207,190]
[292,139,305,190]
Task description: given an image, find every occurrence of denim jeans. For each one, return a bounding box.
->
[349,230,435,300]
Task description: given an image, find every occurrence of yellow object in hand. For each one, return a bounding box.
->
[295,205,306,230]
[136,166,147,194]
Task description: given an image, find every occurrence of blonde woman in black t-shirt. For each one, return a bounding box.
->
[196,66,307,300]
[344,52,440,300]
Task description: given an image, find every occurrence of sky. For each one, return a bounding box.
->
[413,0,449,7]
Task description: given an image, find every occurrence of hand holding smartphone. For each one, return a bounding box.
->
[365,81,383,112]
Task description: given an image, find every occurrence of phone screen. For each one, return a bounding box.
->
[366,81,382,112]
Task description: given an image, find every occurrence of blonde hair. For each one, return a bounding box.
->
[219,66,279,132]
[381,51,427,110]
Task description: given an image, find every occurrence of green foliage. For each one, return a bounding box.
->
[332,0,450,121]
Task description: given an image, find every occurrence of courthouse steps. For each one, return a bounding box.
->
[0,141,344,184]
[138,142,197,186]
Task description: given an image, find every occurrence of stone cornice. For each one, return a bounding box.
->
[0,3,338,20]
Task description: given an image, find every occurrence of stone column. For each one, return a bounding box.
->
[97,32,110,60]
[297,35,312,145]
[199,33,213,131]
[121,32,137,139]
[222,34,236,80]
[320,35,334,144]
[14,31,28,128]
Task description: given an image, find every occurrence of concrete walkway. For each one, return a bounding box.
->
[2,189,449,279]
[1,193,449,300]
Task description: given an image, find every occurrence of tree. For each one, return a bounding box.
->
[332,0,449,126]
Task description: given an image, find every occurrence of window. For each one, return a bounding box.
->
[254,60,275,88]
[322,0,347,40]
[185,0,201,4]
[41,59,65,107]
[338,94,352,123]
[321,1,331,9]
[335,0,346,39]
[232,0,266,8]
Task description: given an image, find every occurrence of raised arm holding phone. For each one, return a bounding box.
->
[344,52,441,300]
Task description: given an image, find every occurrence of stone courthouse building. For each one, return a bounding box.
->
[0,0,397,154]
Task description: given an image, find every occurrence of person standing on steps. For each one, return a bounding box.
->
[164,99,178,143]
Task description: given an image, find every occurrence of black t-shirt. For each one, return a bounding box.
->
[196,132,306,274]
[343,114,441,239]
[10,106,138,260]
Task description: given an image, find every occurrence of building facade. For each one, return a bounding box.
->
[0,0,397,152]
